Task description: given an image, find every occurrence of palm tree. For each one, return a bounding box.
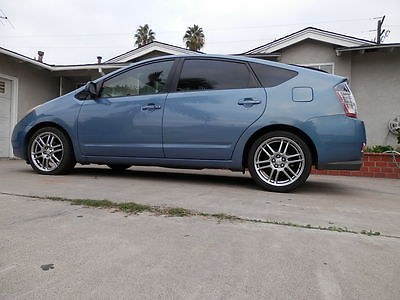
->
[183,25,205,51]
[134,24,155,47]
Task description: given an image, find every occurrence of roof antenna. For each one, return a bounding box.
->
[373,15,390,44]
[0,8,15,29]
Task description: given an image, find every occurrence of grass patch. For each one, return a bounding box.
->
[1,192,382,237]
[71,199,114,207]
[164,207,192,217]
[116,202,153,214]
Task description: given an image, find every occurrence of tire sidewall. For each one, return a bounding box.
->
[248,131,312,192]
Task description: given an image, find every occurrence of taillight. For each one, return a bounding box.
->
[335,81,357,118]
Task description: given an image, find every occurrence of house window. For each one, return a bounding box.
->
[0,81,5,94]
[301,63,334,74]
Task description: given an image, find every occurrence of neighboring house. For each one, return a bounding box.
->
[1,29,399,157]
[242,27,400,147]
[0,42,199,157]
[106,41,200,63]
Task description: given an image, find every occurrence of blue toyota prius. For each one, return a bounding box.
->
[12,55,366,192]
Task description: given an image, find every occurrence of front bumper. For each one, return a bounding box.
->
[11,122,32,160]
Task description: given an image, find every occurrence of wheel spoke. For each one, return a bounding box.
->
[288,159,303,164]
[277,139,284,152]
[257,165,271,171]
[38,137,46,147]
[286,165,297,176]
[274,170,280,183]
[51,155,60,163]
[283,141,290,154]
[256,158,271,164]
[282,169,292,180]
[49,135,55,146]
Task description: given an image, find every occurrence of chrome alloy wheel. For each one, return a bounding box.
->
[30,132,64,172]
[254,137,305,187]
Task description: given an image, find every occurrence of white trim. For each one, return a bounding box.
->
[53,64,127,71]
[245,28,374,55]
[0,72,19,158]
[0,48,126,71]
[116,45,190,62]
[300,62,335,74]
[107,42,199,63]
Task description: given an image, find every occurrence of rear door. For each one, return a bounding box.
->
[163,58,266,160]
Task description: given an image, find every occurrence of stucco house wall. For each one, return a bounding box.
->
[350,50,400,146]
[0,54,59,120]
[279,39,352,80]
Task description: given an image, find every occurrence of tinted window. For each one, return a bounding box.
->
[177,59,258,91]
[250,63,298,88]
[100,60,173,98]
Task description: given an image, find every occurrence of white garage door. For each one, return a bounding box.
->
[0,77,12,157]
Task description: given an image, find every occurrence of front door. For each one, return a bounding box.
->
[78,60,174,158]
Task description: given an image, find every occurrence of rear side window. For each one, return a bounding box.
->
[250,63,298,88]
[177,59,258,91]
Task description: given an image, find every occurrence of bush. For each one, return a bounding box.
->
[364,145,394,153]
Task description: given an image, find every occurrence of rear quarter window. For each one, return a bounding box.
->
[250,63,298,88]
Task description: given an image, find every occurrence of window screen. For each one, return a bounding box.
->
[100,60,173,98]
[177,59,258,91]
[250,63,298,88]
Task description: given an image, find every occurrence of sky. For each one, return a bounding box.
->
[0,0,399,65]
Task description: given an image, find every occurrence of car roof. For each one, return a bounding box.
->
[98,54,345,83]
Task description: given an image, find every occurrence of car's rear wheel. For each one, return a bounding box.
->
[107,164,132,171]
[248,131,312,192]
[28,127,76,175]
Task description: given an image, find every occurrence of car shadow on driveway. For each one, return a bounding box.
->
[67,166,353,195]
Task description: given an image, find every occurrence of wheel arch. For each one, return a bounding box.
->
[242,124,318,169]
[24,122,75,161]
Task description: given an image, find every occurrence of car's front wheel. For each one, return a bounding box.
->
[28,127,76,175]
[248,131,312,192]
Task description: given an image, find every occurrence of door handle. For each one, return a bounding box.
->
[238,98,261,105]
[142,103,161,111]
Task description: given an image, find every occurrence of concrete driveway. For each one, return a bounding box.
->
[1,160,399,299]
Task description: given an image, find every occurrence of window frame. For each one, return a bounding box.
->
[299,62,335,74]
[96,58,178,99]
[169,57,261,93]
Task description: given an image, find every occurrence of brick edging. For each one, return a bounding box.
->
[312,153,400,179]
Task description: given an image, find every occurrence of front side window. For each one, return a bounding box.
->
[177,59,258,91]
[100,60,174,98]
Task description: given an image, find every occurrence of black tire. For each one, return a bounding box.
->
[248,131,312,192]
[27,127,76,175]
[107,164,132,171]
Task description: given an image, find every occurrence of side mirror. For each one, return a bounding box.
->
[85,81,97,98]
[76,81,98,100]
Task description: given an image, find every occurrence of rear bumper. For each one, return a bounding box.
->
[317,160,362,170]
